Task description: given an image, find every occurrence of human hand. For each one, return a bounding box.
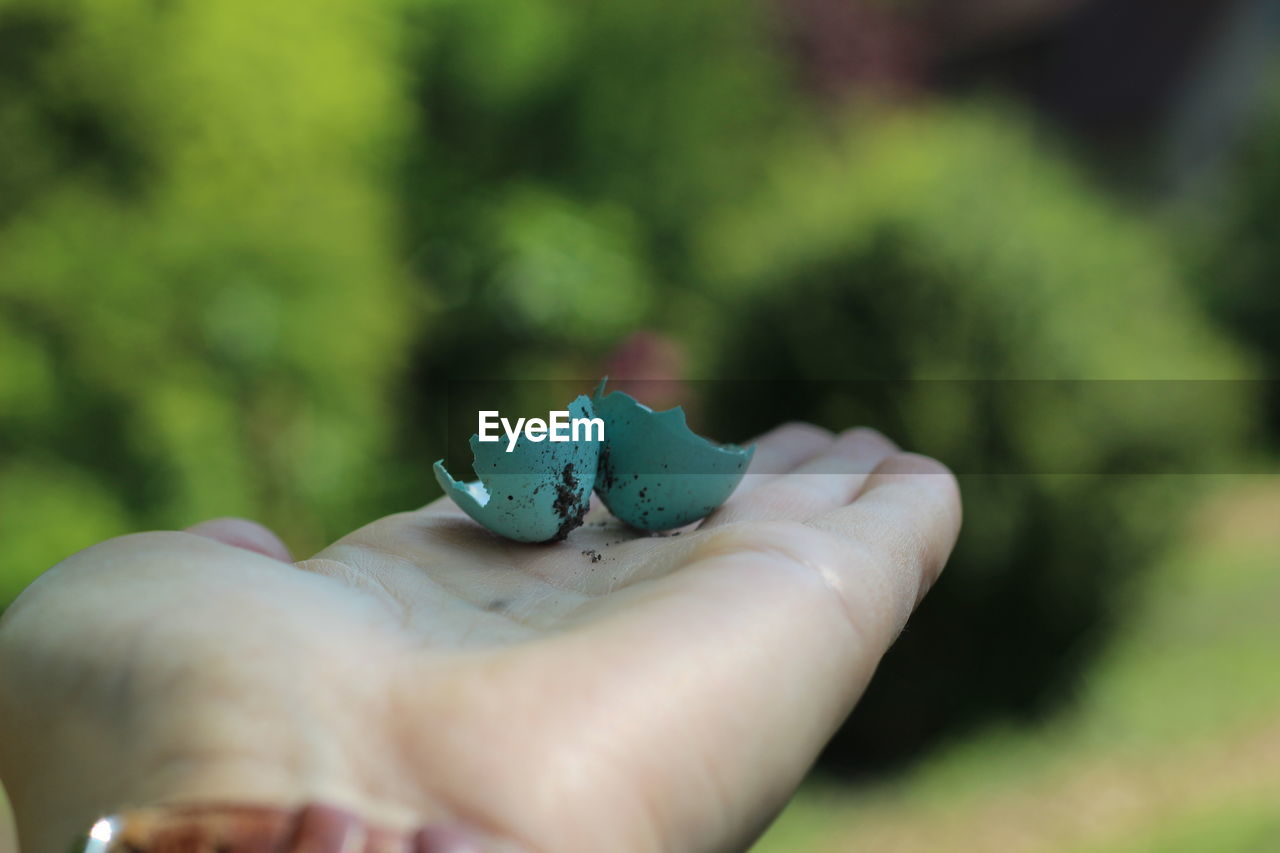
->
[0,424,960,853]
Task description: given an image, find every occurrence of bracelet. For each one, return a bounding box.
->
[74,803,469,853]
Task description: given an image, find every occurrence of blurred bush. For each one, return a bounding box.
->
[0,0,1262,774]
[0,0,416,602]
[395,0,793,373]
[0,0,797,596]
[699,105,1257,768]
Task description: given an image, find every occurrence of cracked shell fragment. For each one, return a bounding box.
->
[592,379,753,531]
[433,395,600,543]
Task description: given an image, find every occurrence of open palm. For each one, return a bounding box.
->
[0,424,960,853]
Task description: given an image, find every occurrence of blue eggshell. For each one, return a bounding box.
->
[433,395,600,543]
[592,379,753,531]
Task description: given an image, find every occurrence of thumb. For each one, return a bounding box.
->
[185,517,293,562]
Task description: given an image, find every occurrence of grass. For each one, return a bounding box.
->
[1080,797,1280,853]
[755,476,1280,852]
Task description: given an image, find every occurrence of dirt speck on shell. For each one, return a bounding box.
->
[598,444,616,491]
[549,462,588,542]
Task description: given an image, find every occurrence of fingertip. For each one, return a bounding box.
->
[872,451,955,479]
[185,517,293,562]
[869,453,962,525]
[763,421,837,448]
[836,426,898,453]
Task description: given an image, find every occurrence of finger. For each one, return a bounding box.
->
[185,517,293,562]
[810,452,963,609]
[730,422,836,498]
[531,455,960,845]
[702,428,898,526]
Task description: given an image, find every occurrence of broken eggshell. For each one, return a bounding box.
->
[433,395,600,543]
[592,379,753,531]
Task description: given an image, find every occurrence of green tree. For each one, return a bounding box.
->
[0,0,416,602]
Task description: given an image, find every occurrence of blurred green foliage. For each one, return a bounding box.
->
[0,0,1264,777]
[699,106,1257,765]
[0,0,416,604]
[397,0,793,373]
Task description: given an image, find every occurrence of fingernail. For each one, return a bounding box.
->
[288,804,367,853]
[413,824,491,853]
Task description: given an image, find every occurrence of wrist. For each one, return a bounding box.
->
[1,710,428,852]
[76,803,403,853]
[73,803,502,853]
[0,536,431,851]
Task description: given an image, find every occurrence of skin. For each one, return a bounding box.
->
[0,424,960,853]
